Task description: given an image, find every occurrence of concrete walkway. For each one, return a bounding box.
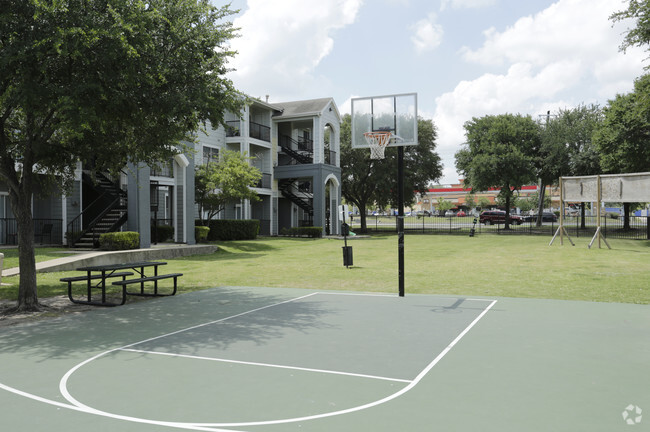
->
[2,244,217,277]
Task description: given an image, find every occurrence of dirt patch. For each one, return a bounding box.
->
[0,296,95,328]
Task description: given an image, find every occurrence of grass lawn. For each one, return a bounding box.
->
[8,234,648,304]
[0,247,73,270]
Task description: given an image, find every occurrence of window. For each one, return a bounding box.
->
[203,147,219,165]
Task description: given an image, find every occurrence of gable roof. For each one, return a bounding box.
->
[273,97,339,120]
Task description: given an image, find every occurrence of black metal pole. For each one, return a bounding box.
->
[397,146,405,297]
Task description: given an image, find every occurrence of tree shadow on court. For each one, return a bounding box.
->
[0,287,335,365]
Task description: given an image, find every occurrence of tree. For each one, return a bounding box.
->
[611,0,650,60]
[478,196,491,209]
[436,197,454,215]
[340,115,443,232]
[195,150,262,224]
[538,105,602,226]
[455,114,540,229]
[464,192,476,212]
[0,0,241,311]
[594,74,650,173]
[593,73,650,228]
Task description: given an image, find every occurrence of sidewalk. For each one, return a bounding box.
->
[2,244,217,277]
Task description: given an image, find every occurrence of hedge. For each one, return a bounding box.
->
[280,226,323,238]
[199,219,260,241]
[99,231,140,250]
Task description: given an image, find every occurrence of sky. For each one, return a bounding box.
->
[222,0,647,184]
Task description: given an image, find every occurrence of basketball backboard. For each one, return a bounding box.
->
[351,93,418,148]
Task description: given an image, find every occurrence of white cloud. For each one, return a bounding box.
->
[410,12,444,53]
[440,0,496,11]
[461,0,639,68]
[433,0,646,183]
[229,0,363,100]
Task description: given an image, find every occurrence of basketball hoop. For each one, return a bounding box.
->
[364,131,392,159]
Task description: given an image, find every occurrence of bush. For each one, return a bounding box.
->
[151,225,174,242]
[200,219,260,241]
[195,225,210,243]
[280,226,322,238]
[99,231,140,250]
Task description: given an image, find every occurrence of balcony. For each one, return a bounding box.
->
[256,173,272,189]
[250,121,270,142]
[226,120,240,137]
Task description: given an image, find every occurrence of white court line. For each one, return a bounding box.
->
[120,348,412,384]
[0,381,241,432]
[2,291,324,432]
[183,298,498,428]
[0,292,497,431]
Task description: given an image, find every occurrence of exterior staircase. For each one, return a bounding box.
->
[279,135,313,165]
[67,171,128,248]
[278,178,313,223]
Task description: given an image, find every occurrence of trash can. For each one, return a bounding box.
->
[342,246,353,267]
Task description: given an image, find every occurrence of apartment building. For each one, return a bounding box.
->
[0,96,342,247]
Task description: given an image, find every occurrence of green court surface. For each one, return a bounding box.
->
[0,286,648,431]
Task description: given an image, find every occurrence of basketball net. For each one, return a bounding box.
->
[363,131,392,159]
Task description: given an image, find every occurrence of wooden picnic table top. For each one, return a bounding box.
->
[76,261,168,272]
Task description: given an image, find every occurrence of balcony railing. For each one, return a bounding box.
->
[255,173,272,189]
[1,218,63,245]
[250,121,271,142]
[151,160,173,177]
[226,120,240,137]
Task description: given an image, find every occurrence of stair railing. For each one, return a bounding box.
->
[66,171,128,247]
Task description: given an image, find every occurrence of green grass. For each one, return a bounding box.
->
[7,235,648,304]
[0,247,71,270]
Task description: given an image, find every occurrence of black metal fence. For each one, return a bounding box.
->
[350,215,650,240]
[1,218,64,245]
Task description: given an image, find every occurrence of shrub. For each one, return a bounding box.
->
[151,225,174,242]
[200,219,260,241]
[99,231,140,250]
[280,226,322,238]
[195,225,210,243]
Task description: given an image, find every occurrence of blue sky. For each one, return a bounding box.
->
[223,0,646,184]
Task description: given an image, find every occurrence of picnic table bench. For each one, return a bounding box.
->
[60,261,183,307]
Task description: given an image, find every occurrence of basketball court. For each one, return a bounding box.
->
[0,286,648,431]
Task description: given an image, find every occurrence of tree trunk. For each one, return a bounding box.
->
[504,193,511,230]
[10,190,40,312]
[624,203,631,231]
[358,203,368,233]
[536,180,546,227]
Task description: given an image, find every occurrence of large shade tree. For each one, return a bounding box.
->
[340,115,443,232]
[593,73,650,228]
[455,114,540,229]
[538,105,602,226]
[1,0,241,311]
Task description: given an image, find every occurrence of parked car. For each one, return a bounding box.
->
[521,212,558,223]
[479,210,523,225]
[456,210,466,217]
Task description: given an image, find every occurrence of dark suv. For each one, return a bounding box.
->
[522,212,558,223]
[479,210,523,225]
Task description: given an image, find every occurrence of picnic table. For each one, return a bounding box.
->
[60,261,182,307]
